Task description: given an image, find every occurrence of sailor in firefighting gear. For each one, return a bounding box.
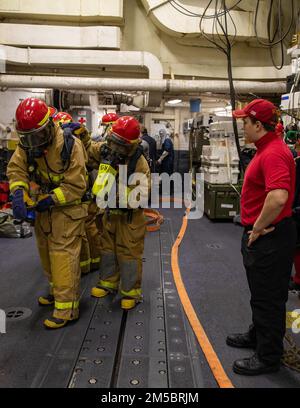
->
[53,112,102,274]
[99,113,119,140]
[85,116,151,310]
[7,98,88,329]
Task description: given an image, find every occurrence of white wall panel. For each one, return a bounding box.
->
[0,24,121,49]
[0,0,123,21]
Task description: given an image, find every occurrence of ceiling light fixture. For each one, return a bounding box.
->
[167,99,182,104]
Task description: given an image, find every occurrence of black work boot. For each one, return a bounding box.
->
[38,294,55,306]
[226,331,256,349]
[44,317,69,329]
[233,353,280,376]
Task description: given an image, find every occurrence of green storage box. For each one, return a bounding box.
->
[204,182,240,220]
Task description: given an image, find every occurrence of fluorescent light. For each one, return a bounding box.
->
[167,99,182,105]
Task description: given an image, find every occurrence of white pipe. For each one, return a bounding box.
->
[0,75,286,94]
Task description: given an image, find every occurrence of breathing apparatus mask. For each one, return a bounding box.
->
[92,138,130,200]
[18,121,54,158]
[106,136,132,164]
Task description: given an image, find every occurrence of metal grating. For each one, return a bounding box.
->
[5,307,32,321]
[117,230,168,388]
[161,218,204,388]
[68,296,124,388]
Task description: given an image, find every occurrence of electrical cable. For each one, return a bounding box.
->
[267,0,284,70]
[199,1,229,56]
[215,0,228,48]
[215,0,237,48]
[221,0,245,172]
[254,0,294,47]
[170,0,298,161]
[169,0,242,19]
[170,0,295,70]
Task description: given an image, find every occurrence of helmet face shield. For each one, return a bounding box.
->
[18,122,53,149]
[107,138,131,157]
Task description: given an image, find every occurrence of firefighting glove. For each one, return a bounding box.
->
[61,122,81,132]
[35,195,55,212]
[12,189,27,220]
[62,122,90,146]
[23,191,35,207]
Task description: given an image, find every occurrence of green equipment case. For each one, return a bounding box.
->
[204,181,240,220]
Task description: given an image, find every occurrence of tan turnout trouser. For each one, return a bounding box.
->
[35,204,88,320]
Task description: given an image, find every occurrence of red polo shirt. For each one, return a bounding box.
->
[241,131,295,226]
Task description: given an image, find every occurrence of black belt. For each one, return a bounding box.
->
[244,217,292,232]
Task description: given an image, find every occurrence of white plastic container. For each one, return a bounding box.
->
[209,135,245,149]
[201,145,239,166]
[201,162,240,184]
[209,121,244,137]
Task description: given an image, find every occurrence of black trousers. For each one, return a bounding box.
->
[241,217,297,365]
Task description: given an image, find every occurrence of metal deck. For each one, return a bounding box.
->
[1,208,300,388]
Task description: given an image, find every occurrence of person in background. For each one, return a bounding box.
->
[156,129,174,176]
[275,119,284,139]
[140,137,150,164]
[99,113,119,141]
[226,99,297,375]
[52,112,102,274]
[289,137,300,291]
[284,123,299,147]
[141,127,157,172]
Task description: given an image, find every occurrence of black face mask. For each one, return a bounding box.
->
[101,145,126,168]
[28,146,47,159]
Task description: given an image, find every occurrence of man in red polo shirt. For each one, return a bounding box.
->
[226,99,297,375]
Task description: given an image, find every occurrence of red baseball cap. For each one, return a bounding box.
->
[232,99,278,125]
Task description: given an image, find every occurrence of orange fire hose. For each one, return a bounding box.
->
[171,206,234,388]
[144,208,164,232]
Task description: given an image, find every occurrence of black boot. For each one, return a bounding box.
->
[38,294,54,306]
[233,353,280,376]
[226,331,256,349]
[44,317,69,329]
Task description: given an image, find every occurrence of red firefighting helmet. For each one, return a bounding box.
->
[110,116,140,145]
[53,111,73,126]
[101,112,119,126]
[101,113,119,126]
[15,97,53,149]
[49,106,58,118]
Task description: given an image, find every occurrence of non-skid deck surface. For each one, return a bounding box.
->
[1,209,299,388]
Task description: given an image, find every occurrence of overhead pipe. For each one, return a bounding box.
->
[0,75,286,94]
[63,91,148,109]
